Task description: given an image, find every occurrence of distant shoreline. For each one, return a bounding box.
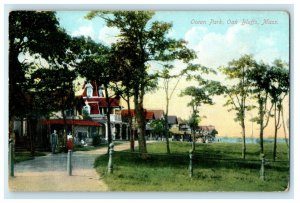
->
[215,136,289,144]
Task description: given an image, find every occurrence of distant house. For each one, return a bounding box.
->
[197,125,217,143]
[167,115,178,128]
[149,109,164,120]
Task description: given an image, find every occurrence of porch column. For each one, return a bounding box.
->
[104,123,108,141]
[120,124,123,140]
[111,123,115,140]
[126,125,129,140]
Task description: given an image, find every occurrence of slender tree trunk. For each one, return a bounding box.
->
[273,104,278,161]
[62,108,67,150]
[241,66,246,159]
[241,118,246,159]
[258,96,264,154]
[104,84,112,153]
[241,95,246,159]
[9,116,15,142]
[192,130,196,152]
[27,118,35,156]
[126,94,134,152]
[164,97,170,154]
[281,106,289,147]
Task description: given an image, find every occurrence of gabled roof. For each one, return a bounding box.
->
[198,125,215,132]
[177,117,184,124]
[148,109,164,120]
[145,112,155,120]
[167,115,178,125]
[121,109,155,120]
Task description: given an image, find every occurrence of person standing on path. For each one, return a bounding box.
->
[50,130,58,154]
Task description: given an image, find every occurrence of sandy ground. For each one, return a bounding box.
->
[8,141,138,192]
[9,170,108,192]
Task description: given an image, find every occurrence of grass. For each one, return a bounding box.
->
[14,151,47,163]
[94,142,289,192]
[74,141,124,152]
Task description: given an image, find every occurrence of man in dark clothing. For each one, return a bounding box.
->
[50,130,58,154]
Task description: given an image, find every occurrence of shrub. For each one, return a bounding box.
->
[92,135,101,146]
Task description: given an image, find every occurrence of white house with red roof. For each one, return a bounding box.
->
[80,80,129,141]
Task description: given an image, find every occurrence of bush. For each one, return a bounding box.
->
[92,135,101,146]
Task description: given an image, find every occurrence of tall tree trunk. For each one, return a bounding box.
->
[9,116,15,142]
[134,89,147,154]
[241,95,246,159]
[192,130,196,152]
[126,94,134,152]
[104,84,112,153]
[62,108,67,150]
[281,106,289,148]
[241,118,246,159]
[258,96,264,154]
[27,118,35,156]
[273,103,282,161]
[164,97,170,154]
[273,104,278,161]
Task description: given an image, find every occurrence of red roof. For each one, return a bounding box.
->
[40,119,102,127]
[121,109,154,120]
[145,112,154,120]
[121,109,136,117]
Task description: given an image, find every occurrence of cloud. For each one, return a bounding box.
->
[71,25,95,39]
[98,26,120,45]
[184,26,208,45]
[184,24,288,69]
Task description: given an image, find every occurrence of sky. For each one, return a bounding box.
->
[56,11,290,138]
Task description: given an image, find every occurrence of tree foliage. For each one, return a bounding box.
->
[267,60,289,160]
[86,11,196,154]
[181,64,224,152]
[9,11,77,147]
[220,54,256,159]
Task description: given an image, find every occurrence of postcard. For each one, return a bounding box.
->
[7,9,290,195]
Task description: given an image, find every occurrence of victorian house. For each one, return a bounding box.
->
[80,80,129,141]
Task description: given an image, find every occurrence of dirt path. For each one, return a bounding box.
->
[9,141,136,192]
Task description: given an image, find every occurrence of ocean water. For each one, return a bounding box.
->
[215,137,289,144]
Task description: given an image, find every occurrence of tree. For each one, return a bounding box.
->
[181,75,224,152]
[268,60,289,160]
[187,112,200,150]
[109,42,139,152]
[149,119,165,140]
[159,65,190,154]
[9,11,77,154]
[74,37,118,150]
[247,61,274,154]
[220,55,256,159]
[86,11,195,154]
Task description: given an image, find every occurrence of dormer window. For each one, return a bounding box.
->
[83,104,91,115]
[85,82,93,98]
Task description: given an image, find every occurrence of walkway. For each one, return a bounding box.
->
[8,141,136,192]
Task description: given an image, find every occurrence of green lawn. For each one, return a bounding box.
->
[94,142,289,192]
[74,141,124,152]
